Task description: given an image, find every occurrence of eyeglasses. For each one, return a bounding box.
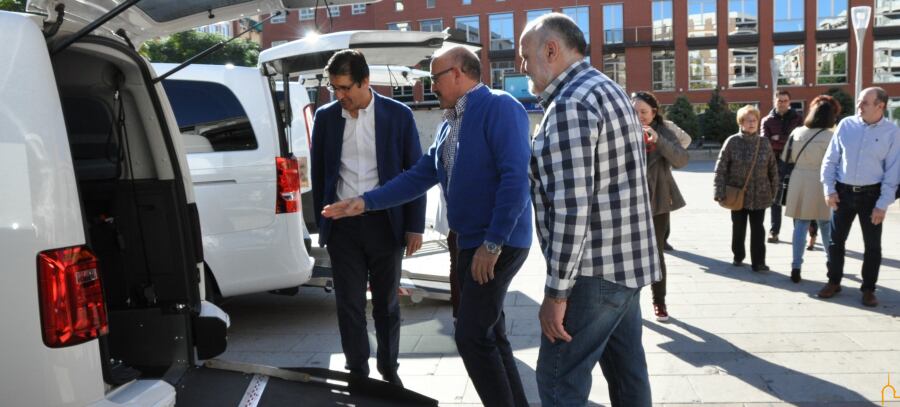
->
[327,82,357,93]
[430,67,455,83]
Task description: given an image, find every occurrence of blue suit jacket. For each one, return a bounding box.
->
[363,86,532,250]
[311,91,426,247]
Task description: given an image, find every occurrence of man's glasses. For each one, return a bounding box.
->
[327,82,357,93]
[430,67,455,83]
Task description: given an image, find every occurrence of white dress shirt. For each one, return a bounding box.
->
[337,92,379,200]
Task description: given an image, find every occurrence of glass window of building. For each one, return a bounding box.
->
[689,49,717,89]
[527,9,552,25]
[427,0,436,8]
[773,44,805,86]
[456,16,480,43]
[489,13,514,50]
[395,1,404,12]
[420,18,443,32]
[562,6,590,44]
[816,42,847,84]
[271,40,288,47]
[490,61,516,89]
[603,53,627,88]
[652,50,676,91]
[273,11,289,23]
[687,0,716,37]
[352,4,366,15]
[876,0,900,27]
[652,0,674,41]
[603,4,624,44]
[729,47,758,87]
[817,0,848,30]
[462,0,471,5]
[392,86,414,102]
[874,39,900,83]
[774,0,804,31]
[387,22,410,31]
[888,98,900,126]
[327,5,340,16]
[728,0,758,34]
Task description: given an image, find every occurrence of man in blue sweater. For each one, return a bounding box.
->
[322,46,533,407]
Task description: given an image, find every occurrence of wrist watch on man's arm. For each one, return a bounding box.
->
[483,241,502,255]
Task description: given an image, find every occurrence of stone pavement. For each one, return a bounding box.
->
[218,161,900,406]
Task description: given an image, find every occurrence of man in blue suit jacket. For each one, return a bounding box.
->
[310,50,426,386]
[323,46,532,407]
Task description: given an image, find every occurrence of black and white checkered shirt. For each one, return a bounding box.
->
[530,61,660,299]
[441,83,484,188]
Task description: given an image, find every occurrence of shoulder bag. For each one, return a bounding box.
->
[778,129,826,205]
[719,137,761,211]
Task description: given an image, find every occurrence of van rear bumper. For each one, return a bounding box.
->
[90,380,175,407]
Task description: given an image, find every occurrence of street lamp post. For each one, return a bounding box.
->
[851,6,872,102]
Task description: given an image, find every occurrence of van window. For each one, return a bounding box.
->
[162,80,258,153]
[62,97,121,180]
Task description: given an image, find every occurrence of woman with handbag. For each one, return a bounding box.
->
[631,91,690,322]
[782,95,840,283]
[714,105,779,272]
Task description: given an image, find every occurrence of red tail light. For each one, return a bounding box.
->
[303,103,314,149]
[37,246,108,348]
[276,156,301,214]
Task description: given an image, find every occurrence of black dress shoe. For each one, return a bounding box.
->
[751,264,770,272]
[790,268,801,283]
[663,242,674,251]
[732,259,744,266]
[382,374,404,388]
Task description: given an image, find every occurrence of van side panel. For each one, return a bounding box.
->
[0,12,106,407]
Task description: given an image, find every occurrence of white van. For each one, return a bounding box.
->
[152,63,315,300]
[1,1,437,406]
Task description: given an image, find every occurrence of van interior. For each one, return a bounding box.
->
[52,36,220,386]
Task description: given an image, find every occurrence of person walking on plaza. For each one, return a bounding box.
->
[521,14,659,406]
[310,50,426,386]
[322,45,533,406]
[761,90,804,243]
[781,95,840,283]
[631,91,689,321]
[714,105,779,272]
[818,87,900,307]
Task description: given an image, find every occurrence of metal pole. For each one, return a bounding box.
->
[851,6,872,102]
[855,29,864,102]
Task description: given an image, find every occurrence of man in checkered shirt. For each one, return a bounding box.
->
[520,14,661,407]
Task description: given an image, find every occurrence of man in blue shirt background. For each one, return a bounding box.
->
[819,86,900,307]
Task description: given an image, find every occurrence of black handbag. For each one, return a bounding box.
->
[779,129,826,206]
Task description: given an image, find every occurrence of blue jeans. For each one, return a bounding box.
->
[791,219,832,269]
[536,277,651,407]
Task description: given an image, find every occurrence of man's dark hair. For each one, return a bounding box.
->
[872,87,889,111]
[325,49,369,85]
[804,95,840,128]
[775,89,791,99]
[534,14,588,56]
[456,49,482,80]
[631,91,664,127]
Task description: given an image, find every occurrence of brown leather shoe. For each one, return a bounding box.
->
[862,291,879,307]
[817,283,842,298]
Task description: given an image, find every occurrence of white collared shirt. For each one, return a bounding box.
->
[337,92,379,200]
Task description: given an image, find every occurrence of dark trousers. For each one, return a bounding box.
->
[455,246,529,407]
[828,186,882,291]
[448,230,460,318]
[770,156,784,235]
[732,209,767,267]
[651,213,669,305]
[326,212,402,379]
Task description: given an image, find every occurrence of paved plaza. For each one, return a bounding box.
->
[219,160,900,406]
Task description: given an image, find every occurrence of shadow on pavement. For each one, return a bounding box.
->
[644,319,871,404]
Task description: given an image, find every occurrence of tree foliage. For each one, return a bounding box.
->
[665,95,699,141]
[0,0,25,11]
[825,87,854,122]
[140,30,260,67]
[698,89,738,143]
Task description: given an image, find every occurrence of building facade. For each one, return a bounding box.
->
[260,0,900,118]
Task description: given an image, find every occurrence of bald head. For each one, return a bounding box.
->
[430,45,482,109]
[518,13,587,95]
[520,13,587,57]
[433,46,481,81]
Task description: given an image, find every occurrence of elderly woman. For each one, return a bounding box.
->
[714,105,779,272]
[631,91,689,322]
[783,95,840,283]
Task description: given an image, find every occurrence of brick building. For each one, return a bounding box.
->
[259,0,900,118]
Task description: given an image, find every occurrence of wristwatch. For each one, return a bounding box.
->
[483,241,502,255]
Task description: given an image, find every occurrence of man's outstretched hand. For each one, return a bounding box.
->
[322,197,366,219]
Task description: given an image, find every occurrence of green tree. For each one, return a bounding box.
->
[140,30,260,67]
[825,86,854,122]
[0,0,25,11]
[665,95,699,141]
[699,89,738,143]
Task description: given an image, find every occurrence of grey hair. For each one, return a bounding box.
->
[522,13,587,56]
[433,46,482,81]
[868,87,889,111]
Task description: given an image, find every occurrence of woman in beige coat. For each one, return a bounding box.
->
[782,95,840,283]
